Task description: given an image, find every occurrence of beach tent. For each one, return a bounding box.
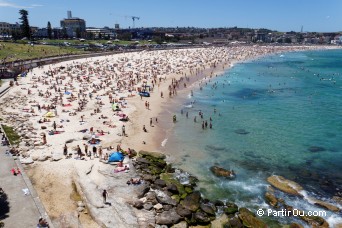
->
[108,152,124,162]
[112,103,119,110]
[43,112,55,118]
[64,91,71,95]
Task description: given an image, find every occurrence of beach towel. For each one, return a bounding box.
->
[114,164,129,173]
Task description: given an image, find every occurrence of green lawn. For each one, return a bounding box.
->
[1,125,20,145]
[0,41,86,62]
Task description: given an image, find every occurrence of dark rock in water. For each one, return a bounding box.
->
[210,166,236,178]
[238,208,267,228]
[181,191,201,212]
[156,208,181,225]
[154,179,167,188]
[300,214,329,227]
[193,211,211,224]
[205,145,226,151]
[289,223,304,228]
[234,129,250,135]
[213,200,225,207]
[224,202,239,215]
[308,146,326,152]
[200,203,216,216]
[265,192,278,207]
[136,184,150,198]
[176,204,192,217]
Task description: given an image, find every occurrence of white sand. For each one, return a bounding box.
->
[0,45,339,227]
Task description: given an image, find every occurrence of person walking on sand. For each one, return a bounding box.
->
[53,121,57,131]
[102,189,108,204]
[122,125,126,136]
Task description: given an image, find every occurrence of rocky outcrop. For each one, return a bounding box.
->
[210,166,235,178]
[155,189,177,206]
[181,191,201,212]
[156,208,181,225]
[300,214,329,228]
[238,208,267,228]
[265,192,278,207]
[312,198,340,212]
[267,175,303,195]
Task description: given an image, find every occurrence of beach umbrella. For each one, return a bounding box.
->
[43,112,55,118]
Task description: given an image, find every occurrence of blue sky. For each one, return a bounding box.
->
[0,0,341,32]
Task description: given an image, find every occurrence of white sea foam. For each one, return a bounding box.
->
[161,138,168,147]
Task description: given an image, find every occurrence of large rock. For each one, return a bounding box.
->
[171,221,188,228]
[139,150,166,159]
[265,192,278,207]
[51,154,63,161]
[176,204,192,218]
[181,191,201,212]
[155,179,167,188]
[224,202,239,215]
[136,184,150,198]
[267,175,303,195]
[311,198,340,212]
[156,208,181,225]
[155,189,178,206]
[200,203,216,216]
[193,211,211,224]
[20,156,34,164]
[132,200,144,209]
[210,166,235,178]
[238,208,267,228]
[300,215,329,228]
[145,191,158,204]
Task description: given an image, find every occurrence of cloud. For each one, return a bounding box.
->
[326,16,330,19]
[0,0,43,8]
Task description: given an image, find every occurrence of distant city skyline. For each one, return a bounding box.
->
[0,0,341,32]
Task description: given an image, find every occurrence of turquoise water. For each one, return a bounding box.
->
[163,49,342,225]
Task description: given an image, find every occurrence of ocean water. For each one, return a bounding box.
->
[163,49,342,225]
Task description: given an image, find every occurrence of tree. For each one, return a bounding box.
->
[47,21,52,39]
[19,9,30,39]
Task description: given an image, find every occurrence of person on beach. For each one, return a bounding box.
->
[84,144,89,157]
[37,218,49,228]
[42,133,47,145]
[150,118,153,126]
[76,145,82,158]
[102,189,108,204]
[122,125,126,136]
[53,121,57,131]
[93,146,97,158]
[63,144,68,157]
[143,125,147,132]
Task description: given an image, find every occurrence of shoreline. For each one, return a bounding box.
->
[0,45,341,227]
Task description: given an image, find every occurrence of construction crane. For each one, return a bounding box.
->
[126,16,140,28]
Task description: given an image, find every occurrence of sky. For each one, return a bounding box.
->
[0,0,341,32]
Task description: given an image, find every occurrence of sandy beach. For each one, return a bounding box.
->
[0,45,340,227]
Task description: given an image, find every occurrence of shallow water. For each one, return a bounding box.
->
[163,49,342,225]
